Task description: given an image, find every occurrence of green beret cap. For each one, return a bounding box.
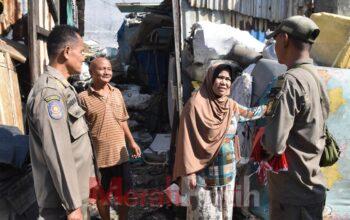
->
[266,15,320,43]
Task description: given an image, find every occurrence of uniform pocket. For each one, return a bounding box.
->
[68,103,88,140]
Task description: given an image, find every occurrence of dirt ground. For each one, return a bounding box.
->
[90,159,187,220]
[89,160,259,220]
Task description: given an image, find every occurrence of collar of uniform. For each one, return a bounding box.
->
[45,66,70,88]
[290,58,314,70]
[88,83,115,97]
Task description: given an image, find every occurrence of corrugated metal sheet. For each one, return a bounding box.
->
[116,0,163,3]
[181,0,275,42]
[187,0,310,22]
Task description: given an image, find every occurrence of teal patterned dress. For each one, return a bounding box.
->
[187,104,265,220]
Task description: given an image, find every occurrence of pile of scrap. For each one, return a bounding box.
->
[116,1,173,92]
[112,0,174,155]
[182,21,265,83]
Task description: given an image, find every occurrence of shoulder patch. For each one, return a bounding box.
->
[277,74,286,80]
[275,75,286,88]
[47,100,64,120]
[265,98,279,117]
[44,95,61,103]
[265,75,287,117]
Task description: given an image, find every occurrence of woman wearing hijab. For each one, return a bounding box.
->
[173,62,266,219]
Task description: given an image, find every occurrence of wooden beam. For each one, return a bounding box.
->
[46,0,59,24]
[168,0,183,173]
[0,38,28,63]
[28,0,39,85]
[171,0,183,116]
[36,26,51,38]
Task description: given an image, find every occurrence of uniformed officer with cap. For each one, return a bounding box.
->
[26,25,93,220]
[262,16,330,219]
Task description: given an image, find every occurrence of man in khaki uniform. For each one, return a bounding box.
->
[26,25,92,220]
[262,16,330,220]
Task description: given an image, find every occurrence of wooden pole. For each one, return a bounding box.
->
[28,0,39,85]
[171,0,183,116]
[169,0,183,177]
[46,0,59,25]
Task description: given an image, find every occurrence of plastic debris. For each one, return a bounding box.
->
[191,21,265,64]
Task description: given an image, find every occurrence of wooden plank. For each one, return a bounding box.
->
[0,38,28,63]
[0,52,24,132]
[0,53,12,126]
[36,26,50,38]
[5,52,24,132]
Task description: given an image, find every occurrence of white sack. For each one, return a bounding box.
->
[192,21,264,64]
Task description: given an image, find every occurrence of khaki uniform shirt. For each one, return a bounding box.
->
[78,84,129,168]
[26,66,93,211]
[262,58,330,205]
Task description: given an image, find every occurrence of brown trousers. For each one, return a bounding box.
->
[270,200,325,220]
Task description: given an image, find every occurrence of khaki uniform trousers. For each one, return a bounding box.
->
[38,199,89,220]
[270,199,325,220]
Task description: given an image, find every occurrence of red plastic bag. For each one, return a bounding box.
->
[251,127,288,185]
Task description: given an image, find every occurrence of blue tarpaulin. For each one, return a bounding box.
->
[135,50,169,92]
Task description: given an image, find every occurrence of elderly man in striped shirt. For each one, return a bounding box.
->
[79,57,141,220]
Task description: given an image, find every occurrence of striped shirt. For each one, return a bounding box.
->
[79,84,129,168]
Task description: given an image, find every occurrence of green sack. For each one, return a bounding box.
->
[320,126,341,167]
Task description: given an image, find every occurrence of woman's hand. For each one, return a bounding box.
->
[188,173,196,189]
